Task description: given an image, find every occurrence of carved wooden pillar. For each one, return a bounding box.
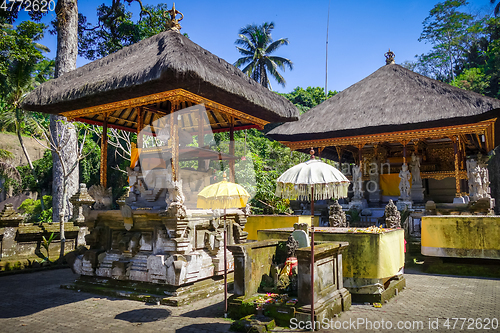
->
[100,113,108,188]
[136,107,144,148]
[452,136,461,196]
[171,100,180,182]
[198,108,205,171]
[229,116,235,183]
[335,146,343,171]
[357,143,364,171]
[401,139,408,164]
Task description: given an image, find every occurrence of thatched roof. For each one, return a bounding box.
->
[268,64,500,141]
[22,30,298,123]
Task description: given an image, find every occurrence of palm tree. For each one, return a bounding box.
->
[234,22,293,89]
[492,0,500,16]
[0,59,54,210]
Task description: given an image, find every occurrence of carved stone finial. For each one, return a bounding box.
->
[385,49,395,65]
[385,199,401,228]
[329,199,347,227]
[164,3,184,32]
[0,203,24,227]
[70,183,96,224]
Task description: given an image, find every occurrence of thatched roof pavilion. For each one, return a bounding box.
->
[22,30,298,131]
[269,61,500,203]
[22,29,298,186]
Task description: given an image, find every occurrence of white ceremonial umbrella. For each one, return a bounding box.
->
[275,149,349,323]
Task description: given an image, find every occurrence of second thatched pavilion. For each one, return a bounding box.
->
[268,52,500,212]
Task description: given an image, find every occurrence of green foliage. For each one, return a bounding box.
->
[450,67,490,94]
[18,195,53,223]
[415,0,477,82]
[0,21,48,76]
[39,232,57,262]
[78,3,171,60]
[280,86,337,113]
[79,130,101,186]
[6,150,53,196]
[234,22,293,89]
[346,208,360,223]
[0,148,14,161]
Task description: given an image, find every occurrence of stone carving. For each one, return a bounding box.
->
[291,229,310,248]
[88,185,113,210]
[293,222,309,236]
[352,165,363,200]
[286,234,299,258]
[329,199,347,227]
[398,163,411,200]
[165,180,187,219]
[385,199,401,228]
[69,183,95,224]
[410,153,421,185]
[0,203,24,227]
[467,158,491,201]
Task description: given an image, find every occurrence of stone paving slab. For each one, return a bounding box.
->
[0,268,499,332]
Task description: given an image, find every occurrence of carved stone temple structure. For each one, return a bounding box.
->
[21,7,298,300]
[268,51,500,208]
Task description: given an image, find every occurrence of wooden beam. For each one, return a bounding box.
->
[229,116,235,183]
[100,113,109,188]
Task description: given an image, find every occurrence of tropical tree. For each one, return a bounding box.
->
[0,21,53,210]
[416,0,478,82]
[234,22,293,89]
[78,2,170,60]
[491,0,500,16]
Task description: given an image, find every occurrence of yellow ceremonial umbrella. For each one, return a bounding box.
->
[197,173,250,317]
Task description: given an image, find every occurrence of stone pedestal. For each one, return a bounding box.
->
[411,183,425,202]
[368,189,381,203]
[396,200,412,210]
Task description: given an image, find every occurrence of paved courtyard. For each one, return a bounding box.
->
[0,267,499,332]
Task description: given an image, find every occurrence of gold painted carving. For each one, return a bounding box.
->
[61,89,269,128]
[283,119,496,151]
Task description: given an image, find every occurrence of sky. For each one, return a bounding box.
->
[17,0,497,93]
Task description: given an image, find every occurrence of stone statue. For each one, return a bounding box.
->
[88,185,113,210]
[384,199,401,228]
[352,165,363,200]
[410,153,422,185]
[286,234,299,258]
[398,163,411,200]
[329,199,347,227]
[165,180,187,219]
[467,158,491,201]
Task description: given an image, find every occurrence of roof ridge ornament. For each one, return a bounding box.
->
[385,49,395,65]
[164,3,184,32]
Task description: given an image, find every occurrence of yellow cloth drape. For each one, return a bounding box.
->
[130,147,141,168]
[379,174,412,196]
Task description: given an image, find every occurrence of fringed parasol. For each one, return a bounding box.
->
[275,150,349,323]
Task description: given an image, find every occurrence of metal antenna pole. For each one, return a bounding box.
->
[325,0,331,98]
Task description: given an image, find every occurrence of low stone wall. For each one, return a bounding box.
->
[244,215,318,241]
[227,239,280,298]
[421,215,500,259]
[0,204,81,264]
[258,228,405,294]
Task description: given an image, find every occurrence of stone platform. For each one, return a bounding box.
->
[62,272,233,306]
